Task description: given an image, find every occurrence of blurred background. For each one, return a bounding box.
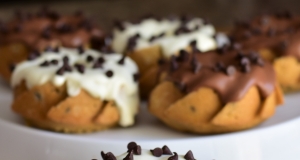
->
[0,0,299,30]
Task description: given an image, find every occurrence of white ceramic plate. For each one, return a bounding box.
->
[0,79,300,160]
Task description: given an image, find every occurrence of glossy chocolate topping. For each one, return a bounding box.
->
[231,12,300,60]
[0,9,105,50]
[159,44,276,103]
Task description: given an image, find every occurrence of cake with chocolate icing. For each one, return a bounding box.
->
[97,142,196,160]
[230,12,300,92]
[148,43,283,134]
[109,15,229,97]
[0,8,105,82]
[11,47,139,133]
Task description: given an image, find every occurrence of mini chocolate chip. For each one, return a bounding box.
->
[149,32,165,42]
[28,51,40,60]
[236,52,245,59]
[64,65,72,72]
[189,40,197,47]
[40,61,50,67]
[104,34,113,46]
[174,81,186,92]
[127,142,137,150]
[34,92,42,101]
[126,38,137,52]
[184,151,195,160]
[170,56,178,71]
[118,54,126,65]
[151,148,163,157]
[168,152,178,160]
[132,33,140,39]
[114,20,125,31]
[133,73,139,82]
[100,46,114,54]
[176,50,189,62]
[79,20,92,31]
[132,145,141,155]
[63,56,69,64]
[279,40,288,51]
[157,32,165,38]
[74,64,85,74]
[9,64,15,72]
[248,51,259,61]
[86,55,94,62]
[180,14,193,23]
[53,47,59,53]
[44,46,53,52]
[162,145,172,155]
[101,151,117,160]
[174,26,190,35]
[105,70,114,78]
[242,64,251,73]
[240,57,250,65]
[123,150,133,160]
[42,28,51,39]
[93,62,103,69]
[78,46,84,54]
[191,56,201,73]
[101,151,106,159]
[126,34,140,51]
[98,57,106,64]
[226,65,236,76]
[149,36,156,42]
[232,43,241,50]
[56,67,65,75]
[214,62,225,72]
[255,57,264,66]
[217,45,228,54]
[50,59,58,65]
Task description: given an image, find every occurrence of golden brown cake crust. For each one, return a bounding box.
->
[12,82,120,133]
[149,81,283,134]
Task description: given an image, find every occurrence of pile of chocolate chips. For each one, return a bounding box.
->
[97,142,196,160]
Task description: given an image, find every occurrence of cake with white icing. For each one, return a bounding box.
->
[98,142,196,160]
[110,15,230,98]
[11,47,140,133]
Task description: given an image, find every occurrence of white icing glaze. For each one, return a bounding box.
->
[112,17,229,57]
[116,149,187,160]
[11,47,140,127]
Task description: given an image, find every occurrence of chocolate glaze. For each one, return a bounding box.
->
[159,46,276,103]
[0,9,105,51]
[231,13,300,60]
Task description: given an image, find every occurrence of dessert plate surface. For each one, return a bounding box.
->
[0,80,300,160]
